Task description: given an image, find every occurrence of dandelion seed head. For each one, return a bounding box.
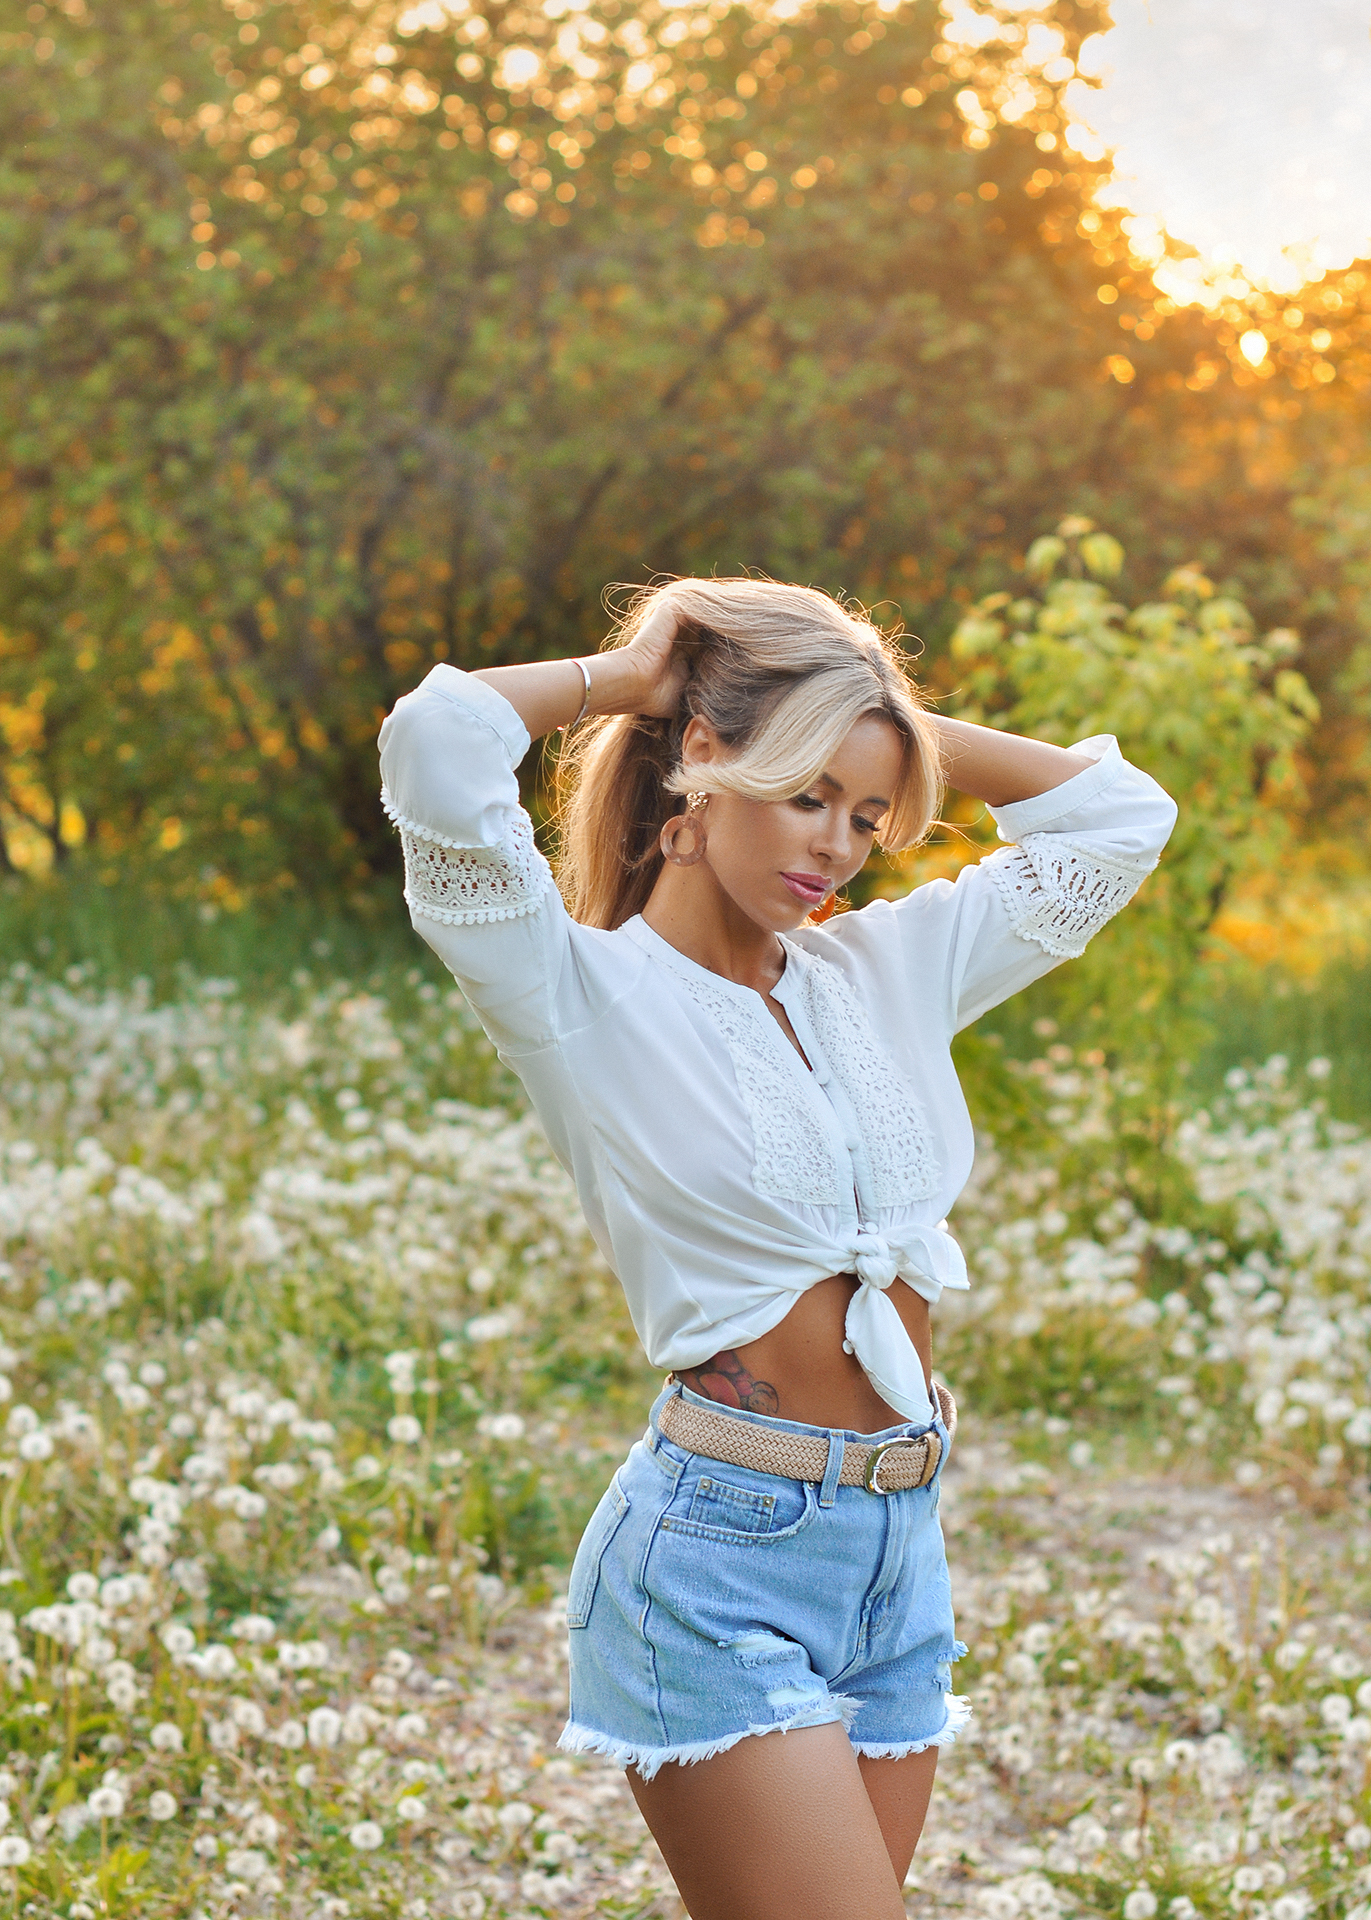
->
[148,1789,178,1820]
[224,1846,270,1883]
[307,1706,343,1747]
[478,1412,525,1441]
[348,1819,384,1850]
[230,1613,276,1642]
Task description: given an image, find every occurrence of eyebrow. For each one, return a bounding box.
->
[814,773,891,811]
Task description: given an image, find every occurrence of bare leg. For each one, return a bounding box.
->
[857,1747,939,1884]
[628,1721,909,1920]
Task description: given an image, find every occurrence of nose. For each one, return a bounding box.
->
[809,810,857,870]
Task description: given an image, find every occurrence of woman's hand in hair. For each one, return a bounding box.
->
[470,593,690,739]
[617,593,693,718]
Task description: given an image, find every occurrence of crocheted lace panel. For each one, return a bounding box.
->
[986,832,1156,961]
[799,958,939,1206]
[384,793,555,928]
[669,953,938,1210]
[669,967,845,1207]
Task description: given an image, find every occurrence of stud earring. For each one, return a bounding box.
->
[659,793,709,867]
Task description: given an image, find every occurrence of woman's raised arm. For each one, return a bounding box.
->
[930,715,1097,809]
[472,598,690,740]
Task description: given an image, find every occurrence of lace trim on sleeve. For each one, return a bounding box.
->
[985,833,1156,961]
[384,790,555,927]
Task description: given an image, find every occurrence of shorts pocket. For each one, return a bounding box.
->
[566,1473,631,1630]
[661,1475,817,1544]
[687,1474,784,1536]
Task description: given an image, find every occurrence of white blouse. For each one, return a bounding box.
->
[378,666,1177,1427]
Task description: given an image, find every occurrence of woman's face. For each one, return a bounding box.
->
[680,713,906,934]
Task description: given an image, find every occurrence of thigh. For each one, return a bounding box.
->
[857,1747,939,1886]
[628,1721,908,1920]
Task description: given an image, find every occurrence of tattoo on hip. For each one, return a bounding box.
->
[678,1350,780,1416]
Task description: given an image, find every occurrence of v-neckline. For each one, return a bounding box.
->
[624,916,814,1071]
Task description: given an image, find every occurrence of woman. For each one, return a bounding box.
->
[378,579,1176,1920]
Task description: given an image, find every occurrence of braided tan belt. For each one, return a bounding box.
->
[656,1383,956,1495]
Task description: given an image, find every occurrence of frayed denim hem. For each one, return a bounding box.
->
[558,1692,862,1783]
[849,1692,973,1761]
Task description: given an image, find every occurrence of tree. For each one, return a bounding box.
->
[5,0,1236,902]
[941,516,1319,1083]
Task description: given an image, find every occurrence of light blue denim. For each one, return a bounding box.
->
[558,1382,969,1780]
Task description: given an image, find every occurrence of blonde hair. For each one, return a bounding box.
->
[554,577,943,931]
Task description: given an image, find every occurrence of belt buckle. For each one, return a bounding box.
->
[863,1437,921,1494]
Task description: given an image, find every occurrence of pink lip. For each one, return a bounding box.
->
[781,871,832,905]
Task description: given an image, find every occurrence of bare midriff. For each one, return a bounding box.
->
[675,1274,933,1434]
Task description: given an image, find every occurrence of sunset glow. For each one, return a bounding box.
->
[1068,0,1371,299]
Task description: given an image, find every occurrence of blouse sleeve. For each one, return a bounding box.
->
[875,734,1178,1034]
[377,664,568,1055]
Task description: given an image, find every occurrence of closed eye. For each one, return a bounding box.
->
[793,794,880,835]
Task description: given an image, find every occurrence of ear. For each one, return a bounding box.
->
[679,717,724,771]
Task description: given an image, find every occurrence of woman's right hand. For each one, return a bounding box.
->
[615,592,692,718]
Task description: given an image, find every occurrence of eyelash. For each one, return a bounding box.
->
[793,795,879,835]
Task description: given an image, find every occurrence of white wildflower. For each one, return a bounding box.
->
[478,1412,525,1441]
[0,1836,30,1866]
[148,1790,178,1820]
[229,1698,266,1736]
[150,1722,183,1752]
[87,1785,125,1818]
[349,1820,384,1850]
[224,1846,270,1883]
[307,1706,343,1748]
[230,1613,276,1642]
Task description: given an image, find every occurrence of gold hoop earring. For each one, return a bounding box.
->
[659,793,708,868]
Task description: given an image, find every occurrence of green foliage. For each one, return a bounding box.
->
[949,519,1319,1079]
[3,0,1240,902]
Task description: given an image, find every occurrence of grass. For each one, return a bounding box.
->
[0,887,1367,1913]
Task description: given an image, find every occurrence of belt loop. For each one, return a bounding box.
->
[819,1430,844,1508]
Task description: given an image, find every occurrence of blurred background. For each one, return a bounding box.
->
[1,0,1369,1102]
[1,13,1370,1908]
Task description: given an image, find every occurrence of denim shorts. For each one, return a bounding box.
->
[558,1382,969,1781]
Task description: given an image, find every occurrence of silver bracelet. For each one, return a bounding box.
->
[560,657,592,731]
